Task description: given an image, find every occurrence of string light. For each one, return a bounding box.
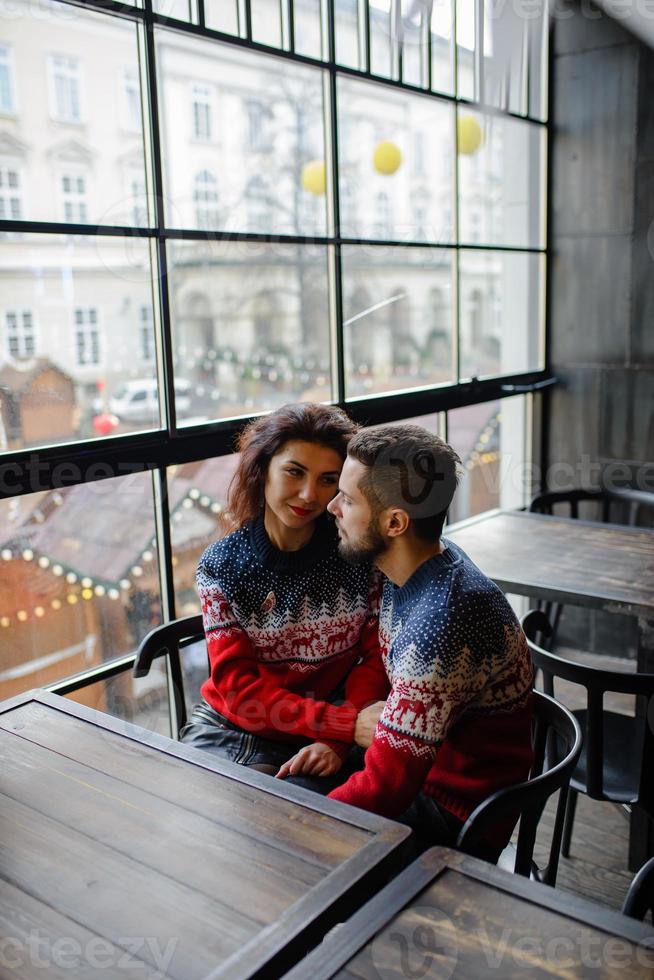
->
[38,556,50,568]
[67,594,78,605]
[17,610,28,622]
[1,549,11,561]
[66,572,77,584]
[51,599,62,611]
[81,577,93,588]
[22,549,34,561]
[34,606,45,618]
[53,564,63,576]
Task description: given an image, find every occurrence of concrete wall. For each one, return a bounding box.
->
[548,0,654,655]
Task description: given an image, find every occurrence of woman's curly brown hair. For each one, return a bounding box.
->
[223,403,358,532]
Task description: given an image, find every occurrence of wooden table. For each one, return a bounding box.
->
[286,846,654,979]
[446,509,654,869]
[0,690,411,980]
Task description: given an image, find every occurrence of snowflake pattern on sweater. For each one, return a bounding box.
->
[196,516,388,748]
[329,539,534,824]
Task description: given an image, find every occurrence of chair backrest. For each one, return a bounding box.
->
[522,610,654,802]
[133,614,206,735]
[529,487,654,526]
[456,690,582,884]
[622,855,654,922]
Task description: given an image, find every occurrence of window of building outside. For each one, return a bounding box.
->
[191,83,212,141]
[0,0,548,720]
[61,174,88,223]
[5,310,35,358]
[0,44,15,112]
[247,99,266,150]
[48,55,82,123]
[140,305,154,362]
[74,307,100,366]
[193,169,219,229]
[123,69,141,131]
[0,165,21,219]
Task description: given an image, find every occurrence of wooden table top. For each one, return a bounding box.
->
[0,690,411,980]
[287,846,654,979]
[445,510,654,618]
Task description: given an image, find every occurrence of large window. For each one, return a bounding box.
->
[0,0,550,711]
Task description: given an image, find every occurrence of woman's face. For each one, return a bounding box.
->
[263,439,343,536]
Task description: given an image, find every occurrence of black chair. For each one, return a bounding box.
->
[522,609,654,861]
[528,488,654,644]
[622,856,654,922]
[456,689,581,887]
[529,487,654,525]
[133,614,206,735]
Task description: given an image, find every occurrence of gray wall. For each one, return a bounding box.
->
[548,0,654,654]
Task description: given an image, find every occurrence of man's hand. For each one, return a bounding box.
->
[354,701,386,748]
[275,742,343,779]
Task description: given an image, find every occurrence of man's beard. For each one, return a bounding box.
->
[337,520,387,565]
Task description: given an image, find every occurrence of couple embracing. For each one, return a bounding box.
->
[181,403,533,861]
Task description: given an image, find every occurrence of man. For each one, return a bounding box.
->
[323,424,534,857]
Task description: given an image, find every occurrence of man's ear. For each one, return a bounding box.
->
[381,507,410,538]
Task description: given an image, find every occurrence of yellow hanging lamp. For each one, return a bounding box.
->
[373,140,402,175]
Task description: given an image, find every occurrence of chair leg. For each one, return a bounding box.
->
[561,789,578,858]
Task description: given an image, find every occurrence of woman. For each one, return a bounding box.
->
[180,402,388,787]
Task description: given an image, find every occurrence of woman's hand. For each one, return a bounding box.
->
[354,701,386,748]
[276,742,343,779]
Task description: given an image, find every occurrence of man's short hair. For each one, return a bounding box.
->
[347,424,462,541]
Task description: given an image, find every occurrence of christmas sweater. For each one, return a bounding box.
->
[329,539,534,838]
[197,515,388,757]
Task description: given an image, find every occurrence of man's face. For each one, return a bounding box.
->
[327,456,387,565]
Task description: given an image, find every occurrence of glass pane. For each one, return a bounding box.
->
[0,472,161,701]
[0,235,159,452]
[456,0,475,100]
[156,31,327,237]
[251,0,283,47]
[335,0,360,69]
[399,0,427,88]
[154,0,192,19]
[1,1,149,227]
[370,0,393,78]
[431,0,455,95]
[168,455,240,704]
[293,0,324,59]
[341,245,454,398]
[205,0,241,34]
[458,110,545,249]
[447,395,527,523]
[64,670,172,740]
[167,239,332,419]
[458,250,544,379]
[338,77,455,243]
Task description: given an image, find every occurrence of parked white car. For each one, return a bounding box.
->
[107,379,192,422]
